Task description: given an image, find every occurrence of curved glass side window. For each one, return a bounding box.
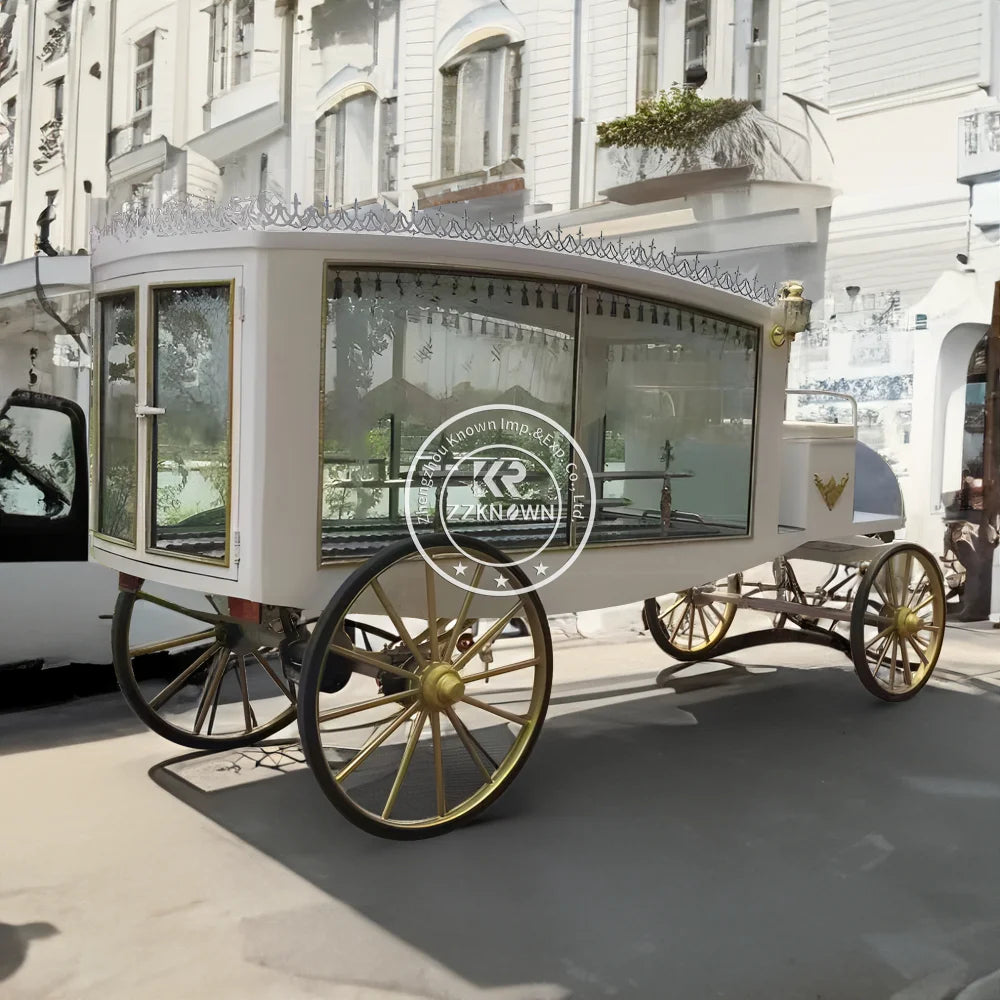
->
[150,284,232,563]
[320,267,576,560]
[97,291,138,542]
[577,287,759,543]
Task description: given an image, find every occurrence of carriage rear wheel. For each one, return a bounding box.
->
[850,543,945,702]
[112,589,299,750]
[642,575,741,661]
[298,533,552,839]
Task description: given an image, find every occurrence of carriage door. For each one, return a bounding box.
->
[145,279,238,568]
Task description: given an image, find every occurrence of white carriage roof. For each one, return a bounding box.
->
[91,195,779,306]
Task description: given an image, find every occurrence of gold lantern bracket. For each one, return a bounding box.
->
[769,280,812,349]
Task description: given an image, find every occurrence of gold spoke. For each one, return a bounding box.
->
[460,695,529,726]
[382,710,427,820]
[900,635,912,687]
[425,564,440,662]
[866,633,892,664]
[696,605,712,643]
[907,571,928,607]
[443,564,485,662]
[444,706,496,781]
[871,633,893,676]
[130,629,216,658]
[913,594,936,614]
[668,603,691,645]
[250,649,295,703]
[318,688,416,723]
[454,601,524,671]
[687,598,696,647]
[908,635,929,667]
[148,642,221,711]
[194,648,229,735]
[703,602,724,626]
[326,641,421,681]
[902,552,914,605]
[888,636,898,690]
[136,592,219,625]
[236,656,254,731]
[430,711,446,817]
[872,578,894,613]
[371,580,426,668]
[656,596,686,624]
[865,625,894,651]
[335,702,420,783]
[461,656,539,685]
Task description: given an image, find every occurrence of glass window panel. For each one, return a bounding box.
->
[98,292,138,541]
[150,285,232,561]
[457,53,488,173]
[577,287,758,543]
[685,0,709,84]
[0,405,75,518]
[440,69,458,175]
[321,268,576,560]
[637,0,660,101]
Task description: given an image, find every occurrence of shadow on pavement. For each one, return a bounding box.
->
[150,666,1000,1000]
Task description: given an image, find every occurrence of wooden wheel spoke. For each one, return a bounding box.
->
[908,635,929,667]
[888,636,899,690]
[130,629,216,658]
[335,702,420,783]
[370,580,426,668]
[327,641,421,682]
[319,688,416,724]
[865,625,894,652]
[430,711,446,817]
[900,635,912,687]
[194,648,230,734]
[250,649,295,703]
[461,656,539,685]
[703,602,724,627]
[866,633,892,665]
[871,633,893,676]
[687,599,696,647]
[148,642,221,711]
[460,695,529,726]
[696,605,712,643]
[444,706,499,778]
[872,578,894,613]
[657,596,686,623]
[907,572,929,608]
[668,603,691,645]
[382,710,427,819]
[236,656,254,731]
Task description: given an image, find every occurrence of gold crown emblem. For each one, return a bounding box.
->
[814,473,850,510]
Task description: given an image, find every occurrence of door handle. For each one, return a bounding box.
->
[135,405,165,417]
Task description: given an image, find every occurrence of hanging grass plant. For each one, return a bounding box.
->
[597,87,750,151]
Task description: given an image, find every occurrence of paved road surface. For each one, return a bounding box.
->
[3,614,1000,999]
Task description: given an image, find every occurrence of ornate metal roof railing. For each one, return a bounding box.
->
[91,194,779,304]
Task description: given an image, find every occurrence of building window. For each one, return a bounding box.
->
[0,201,10,263]
[748,0,768,108]
[0,98,14,185]
[684,0,709,87]
[130,182,152,212]
[440,42,523,177]
[209,0,254,95]
[52,77,65,120]
[133,33,154,147]
[379,97,398,193]
[636,0,660,101]
[314,92,377,209]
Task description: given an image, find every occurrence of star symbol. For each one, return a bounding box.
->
[453,562,468,576]
[534,562,548,576]
[494,574,510,589]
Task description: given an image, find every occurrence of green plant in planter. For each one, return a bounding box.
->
[596,87,750,152]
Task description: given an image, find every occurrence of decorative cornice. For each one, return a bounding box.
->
[90,194,779,304]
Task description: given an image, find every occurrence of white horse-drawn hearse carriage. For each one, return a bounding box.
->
[42,195,943,838]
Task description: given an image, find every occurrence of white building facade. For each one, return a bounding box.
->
[2,0,998,581]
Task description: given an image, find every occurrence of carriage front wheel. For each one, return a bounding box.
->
[850,543,945,701]
[642,575,741,661]
[298,533,552,839]
[112,588,299,750]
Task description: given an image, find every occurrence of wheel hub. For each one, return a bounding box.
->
[894,607,923,639]
[420,663,465,711]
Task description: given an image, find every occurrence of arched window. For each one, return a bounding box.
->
[440,41,522,177]
[314,90,377,208]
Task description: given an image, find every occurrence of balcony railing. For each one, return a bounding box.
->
[33,118,62,172]
[958,104,1000,183]
[596,107,812,205]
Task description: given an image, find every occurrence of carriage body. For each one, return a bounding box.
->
[88,201,935,840]
[89,207,901,616]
